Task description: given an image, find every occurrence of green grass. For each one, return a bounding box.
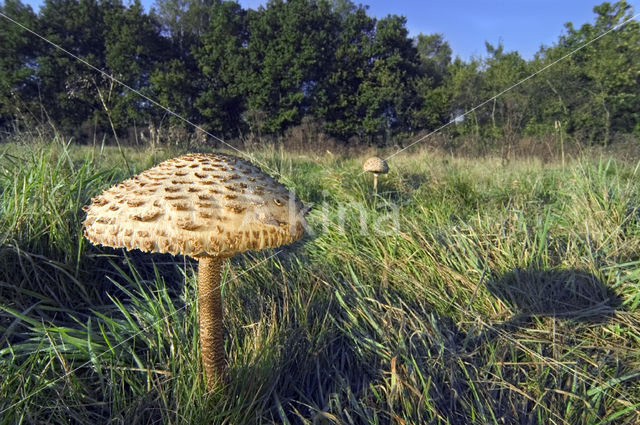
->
[1,139,640,424]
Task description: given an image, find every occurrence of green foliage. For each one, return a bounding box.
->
[36,0,109,132]
[527,1,640,144]
[148,58,202,129]
[412,33,453,129]
[0,0,40,128]
[244,0,338,135]
[357,14,421,142]
[148,0,212,129]
[101,0,164,128]
[565,1,640,143]
[0,0,639,147]
[151,0,213,55]
[480,42,531,144]
[195,0,249,137]
[316,5,374,140]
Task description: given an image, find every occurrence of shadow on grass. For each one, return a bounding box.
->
[486,267,622,323]
[82,246,196,292]
[223,266,627,424]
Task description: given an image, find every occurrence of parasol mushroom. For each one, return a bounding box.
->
[363,157,389,193]
[82,153,306,390]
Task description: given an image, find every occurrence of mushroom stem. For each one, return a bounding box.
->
[198,255,225,389]
[373,173,379,193]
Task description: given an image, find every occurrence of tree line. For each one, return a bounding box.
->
[0,0,638,147]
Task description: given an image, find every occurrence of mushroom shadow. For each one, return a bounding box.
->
[486,267,622,323]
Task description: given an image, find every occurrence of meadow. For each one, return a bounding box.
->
[1,137,639,424]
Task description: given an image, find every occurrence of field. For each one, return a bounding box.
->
[1,138,640,424]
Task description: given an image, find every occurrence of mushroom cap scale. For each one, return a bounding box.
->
[83,153,306,257]
[363,157,389,174]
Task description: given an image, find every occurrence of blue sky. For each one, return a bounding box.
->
[350,0,640,59]
[18,0,640,60]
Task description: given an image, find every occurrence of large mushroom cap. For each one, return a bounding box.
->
[83,153,306,257]
[363,157,389,174]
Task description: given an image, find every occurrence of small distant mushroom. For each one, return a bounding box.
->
[83,153,307,390]
[363,157,389,193]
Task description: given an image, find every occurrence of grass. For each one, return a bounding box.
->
[1,138,640,424]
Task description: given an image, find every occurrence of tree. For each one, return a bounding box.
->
[102,0,165,130]
[149,0,215,131]
[0,0,40,128]
[442,57,484,143]
[36,0,108,134]
[412,33,453,131]
[148,58,202,129]
[564,1,639,143]
[415,33,451,86]
[356,14,420,142]
[528,1,640,144]
[151,0,213,58]
[481,42,530,146]
[316,5,375,140]
[194,0,248,138]
[245,0,338,135]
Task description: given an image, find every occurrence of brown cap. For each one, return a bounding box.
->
[83,153,306,258]
[363,157,389,174]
